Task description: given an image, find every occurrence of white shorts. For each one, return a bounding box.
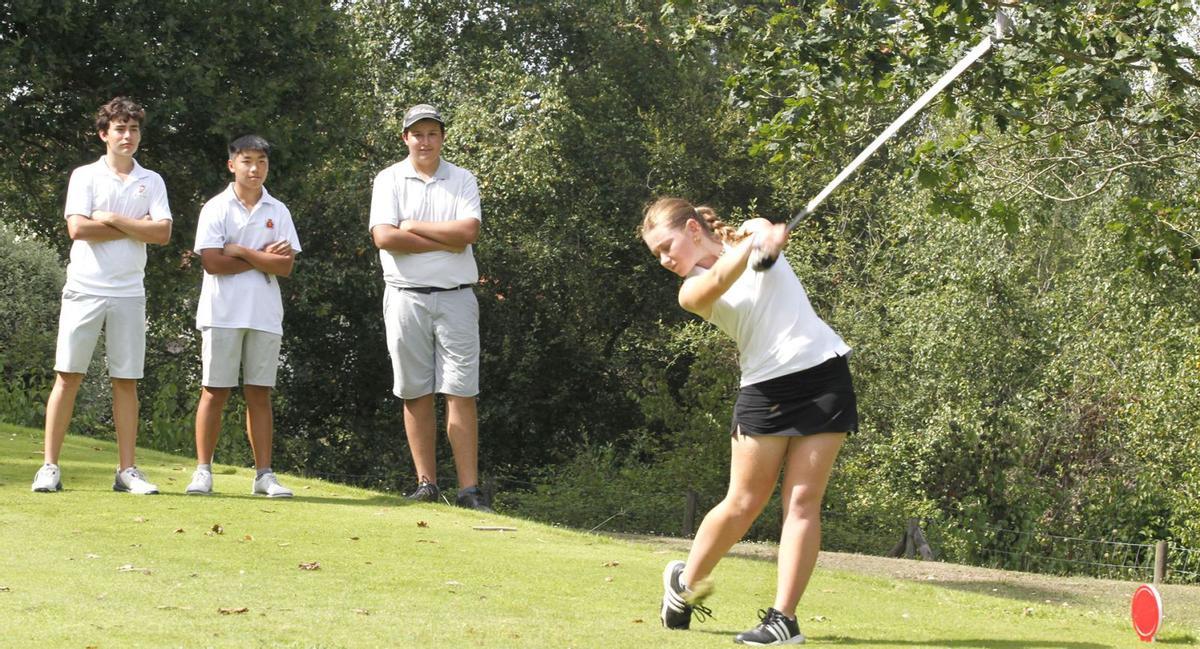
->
[383,286,479,399]
[54,290,146,379]
[201,327,282,388]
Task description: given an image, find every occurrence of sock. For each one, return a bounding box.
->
[256,467,272,478]
[197,463,212,473]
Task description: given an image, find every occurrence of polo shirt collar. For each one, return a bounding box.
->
[400,157,448,181]
[222,183,278,208]
[96,156,150,180]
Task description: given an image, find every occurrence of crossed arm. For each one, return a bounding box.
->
[371,218,479,254]
[67,211,172,245]
[200,241,295,278]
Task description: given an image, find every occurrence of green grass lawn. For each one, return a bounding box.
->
[0,421,1192,648]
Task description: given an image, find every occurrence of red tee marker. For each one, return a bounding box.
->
[1131,584,1163,642]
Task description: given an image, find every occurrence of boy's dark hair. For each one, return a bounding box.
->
[95,97,145,133]
[228,135,271,159]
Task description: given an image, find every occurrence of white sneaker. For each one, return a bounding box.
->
[186,468,213,495]
[252,471,293,498]
[31,464,62,492]
[113,466,159,495]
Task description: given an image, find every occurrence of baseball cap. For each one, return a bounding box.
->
[403,104,444,130]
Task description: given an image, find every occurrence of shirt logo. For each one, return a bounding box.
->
[266,218,274,229]
[135,184,147,196]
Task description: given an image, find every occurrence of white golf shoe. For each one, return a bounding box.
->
[31,463,62,492]
[186,468,213,495]
[113,466,159,495]
[252,471,293,498]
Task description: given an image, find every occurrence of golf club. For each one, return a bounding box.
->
[751,8,1014,271]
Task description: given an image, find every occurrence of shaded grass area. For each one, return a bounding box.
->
[0,422,1192,648]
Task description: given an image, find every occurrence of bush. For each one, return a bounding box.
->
[0,223,63,425]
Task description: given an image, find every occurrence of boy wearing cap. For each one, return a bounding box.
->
[185,135,300,498]
[369,103,490,511]
[32,96,172,495]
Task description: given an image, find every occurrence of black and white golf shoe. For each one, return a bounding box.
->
[734,607,805,645]
[660,560,712,630]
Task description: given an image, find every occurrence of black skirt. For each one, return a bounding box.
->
[731,355,858,437]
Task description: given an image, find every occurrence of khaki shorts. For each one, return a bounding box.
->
[201,327,282,388]
[54,290,146,379]
[383,286,479,399]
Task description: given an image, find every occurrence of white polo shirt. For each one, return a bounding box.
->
[700,252,851,387]
[193,184,301,335]
[62,157,172,297]
[368,158,481,289]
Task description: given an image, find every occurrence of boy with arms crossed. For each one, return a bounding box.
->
[186,136,300,497]
[369,103,490,510]
[33,97,172,494]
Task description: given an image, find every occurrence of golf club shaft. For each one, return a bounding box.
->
[782,11,1011,234]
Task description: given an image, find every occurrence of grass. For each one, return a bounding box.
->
[0,421,1194,648]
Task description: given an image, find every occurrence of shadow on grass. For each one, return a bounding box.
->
[686,628,1112,648]
[149,491,407,507]
[925,579,1090,606]
[817,638,1111,648]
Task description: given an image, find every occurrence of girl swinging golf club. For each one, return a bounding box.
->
[641,197,857,646]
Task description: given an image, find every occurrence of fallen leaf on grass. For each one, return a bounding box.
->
[417,521,429,528]
[445,580,462,586]
[299,562,321,571]
[632,619,643,624]
[603,560,620,568]
[174,528,185,534]
[353,608,369,615]
[0,586,11,592]
[117,564,152,575]
[241,535,253,542]
[277,542,290,547]
[210,524,224,535]
[86,553,100,559]
[349,536,360,541]
[218,607,249,615]
[604,576,614,582]
[811,615,829,623]
[133,516,147,523]
[416,539,438,544]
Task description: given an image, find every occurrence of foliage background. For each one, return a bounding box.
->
[3,0,1200,577]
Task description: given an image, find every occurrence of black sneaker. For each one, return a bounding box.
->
[660,560,712,630]
[734,607,805,646]
[406,481,440,502]
[455,486,494,512]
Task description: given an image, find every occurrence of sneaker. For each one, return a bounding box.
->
[661,560,712,630]
[734,608,805,646]
[406,481,440,503]
[186,468,213,495]
[252,471,293,498]
[113,466,159,495]
[455,486,494,512]
[31,464,62,492]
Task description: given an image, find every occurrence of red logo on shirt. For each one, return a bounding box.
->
[266,218,274,229]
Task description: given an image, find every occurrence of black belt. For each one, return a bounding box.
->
[397,284,473,294]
